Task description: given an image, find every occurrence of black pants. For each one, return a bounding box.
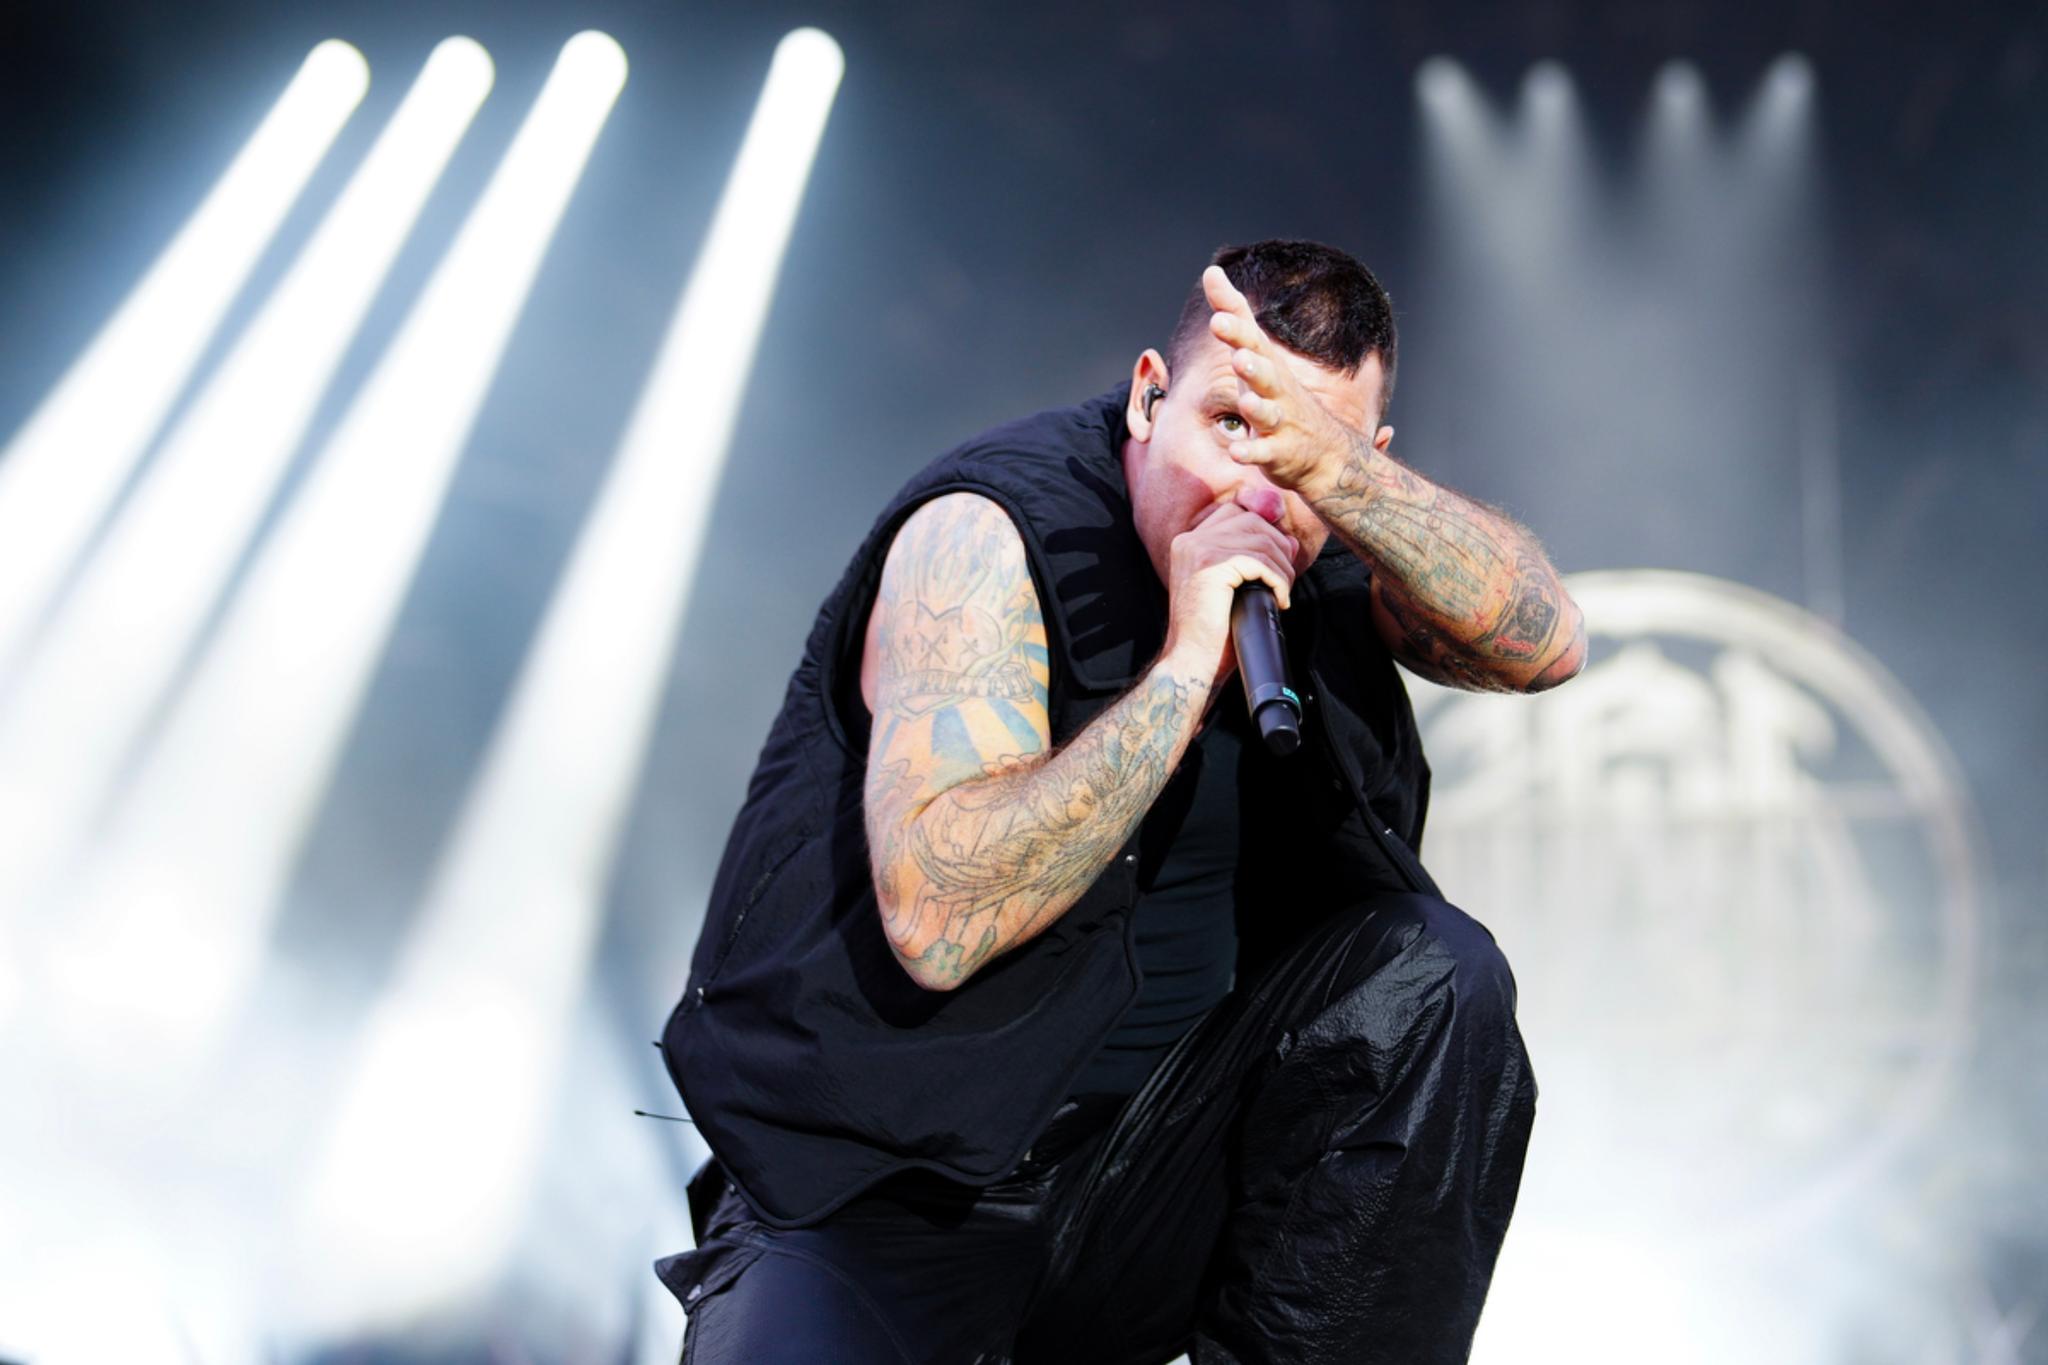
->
[655,891,1537,1364]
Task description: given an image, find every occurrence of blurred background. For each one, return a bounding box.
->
[0,0,2042,1360]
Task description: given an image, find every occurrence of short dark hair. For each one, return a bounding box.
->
[1166,239,1398,418]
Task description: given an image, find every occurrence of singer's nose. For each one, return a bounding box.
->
[1237,484,1284,527]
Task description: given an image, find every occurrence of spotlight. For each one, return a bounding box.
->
[0,36,493,947]
[48,28,630,1055]
[0,41,368,674]
[1417,55,1473,118]
[1737,50,1818,168]
[1641,58,1719,242]
[293,28,845,1332]
[1655,61,1706,118]
[1523,60,1574,125]
[1415,56,1497,171]
[1765,52,1815,112]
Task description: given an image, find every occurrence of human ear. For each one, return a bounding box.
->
[1372,424,1394,452]
[1127,348,1170,441]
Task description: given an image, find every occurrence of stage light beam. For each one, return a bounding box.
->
[1492,62,1595,275]
[1641,61,1722,247]
[0,41,368,676]
[0,39,493,938]
[1416,56,1499,168]
[295,28,844,1330]
[1764,52,1815,115]
[42,32,629,1054]
[1417,55,1474,119]
[1516,60,1588,173]
[1738,51,1819,170]
[1654,61,1706,122]
[1522,60,1575,128]
[1415,55,1519,277]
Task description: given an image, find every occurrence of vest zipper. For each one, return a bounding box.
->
[707,837,810,985]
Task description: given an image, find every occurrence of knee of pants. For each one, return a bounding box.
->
[1420,894,1522,1022]
[1314,893,1525,1053]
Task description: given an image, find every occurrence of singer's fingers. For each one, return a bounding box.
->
[1220,549,1293,610]
[1209,308,1257,351]
[1189,497,1245,532]
[1230,348,1284,400]
[1202,265,1257,329]
[1175,502,1299,607]
[1206,271,1279,357]
[1210,309,1278,361]
[1191,500,1285,543]
[1198,504,1297,562]
[1237,390,1285,433]
[1227,434,1277,466]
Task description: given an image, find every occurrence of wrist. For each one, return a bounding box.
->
[1155,639,1218,695]
[1303,426,1379,508]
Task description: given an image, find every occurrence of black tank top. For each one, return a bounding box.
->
[1066,696,1248,1100]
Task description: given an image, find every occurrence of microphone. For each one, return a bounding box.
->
[1230,584,1301,756]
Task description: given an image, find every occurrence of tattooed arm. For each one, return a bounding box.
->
[1310,443,1588,694]
[1199,263,1587,694]
[859,492,1213,992]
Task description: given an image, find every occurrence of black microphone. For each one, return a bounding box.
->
[1230,584,1301,756]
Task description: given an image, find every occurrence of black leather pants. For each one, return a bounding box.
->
[655,891,1537,1365]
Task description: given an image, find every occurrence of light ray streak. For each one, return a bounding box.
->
[0,41,369,676]
[0,38,494,942]
[43,34,629,1051]
[294,29,844,1329]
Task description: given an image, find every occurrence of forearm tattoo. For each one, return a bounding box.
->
[1312,429,1583,692]
[862,493,1207,988]
[881,670,1202,986]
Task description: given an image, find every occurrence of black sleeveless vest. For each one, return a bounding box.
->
[659,384,1439,1228]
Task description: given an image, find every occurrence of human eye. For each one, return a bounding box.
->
[1215,411,1249,437]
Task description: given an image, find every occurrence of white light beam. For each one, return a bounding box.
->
[1416,55,1501,169]
[44,33,629,1053]
[0,41,369,675]
[295,29,844,1329]
[1514,60,1593,226]
[0,38,493,937]
[1414,56,1521,276]
[1635,60,1731,289]
[1654,60,1706,122]
[1736,53,1819,181]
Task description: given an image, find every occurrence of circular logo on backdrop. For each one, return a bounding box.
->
[1407,569,1983,1250]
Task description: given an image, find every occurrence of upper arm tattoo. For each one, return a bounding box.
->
[862,494,1222,988]
[862,493,1052,923]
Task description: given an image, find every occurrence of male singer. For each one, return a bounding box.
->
[655,239,1585,1364]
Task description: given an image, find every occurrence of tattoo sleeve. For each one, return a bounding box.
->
[862,492,1209,991]
[1309,429,1587,693]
